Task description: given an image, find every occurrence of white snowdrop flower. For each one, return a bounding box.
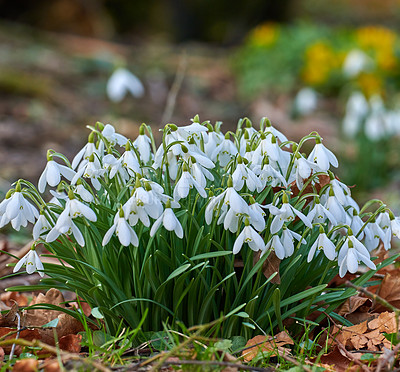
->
[72,154,105,190]
[338,235,376,278]
[103,153,127,180]
[293,87,318,116]
[252,133,282,164]
[120,144,141,177]
[307,199,337,226]
[278,226,306,258]
[256,158,287,190]
[101,124,128,147]
[376,212,392,250]
[223,207,243,233]
[268,194,312,234]
[69,198,97,221]
[211,134,238,167]
[1,185,39,231]
[102,208,139,247]
[233,220,265,254]
[292,154,319,189]
[365,113,386,141]
[390,216,400,238]
[307,227,336,262]
[33,212,52,240]
[262,117,288,144]
[349,208,365,240]
[248,201,266,232]
[173,165,207,201]
[264,235,285,259]
[153,145,179,180]
[123,199,151,227]
[49,190,68,207]
[38,154,76,193]
[189,160,214,189]
[71,132,101,170]
[74,181,94,203]
[232,156,262,192]
[204,130,224,159]
[307,137,338,171]
[107,67,144,102]
[343,112,362,138]
[133,125,152,163]
[13,249,44,277]
[324,188,347,224]
[343,92,369,138]
[364,219,385,251]
[150,201,183,238]
[343,49,370,77]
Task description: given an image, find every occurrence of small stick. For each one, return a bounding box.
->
[162,359,275,371]
[376,342,400,372]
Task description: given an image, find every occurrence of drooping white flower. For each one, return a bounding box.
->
[390,214,400,239]
[291,154,319,189]
[265,234,286,259]
[364,219,385,251]
[293,87,318,116]
[13,249,44,277]
[211,134,238,167]
[342,92,369,138]
[307,229,336,262]
[232,156,262,192]
[252,133,282,164]
[74,181,94,203]
[189,160,214,188]
[101,124,128,147]
[248,201,266,232]
[262,117,288,144]
[376,211,392,250]
[133,125,152,163]
[71,154,105,190]
[33,212,52,240]
[338,234,375,277]
[256,158,287,190]
[268,195,312,234]
[204,130,224,159]
[307,138,338,171]
[173,166,207,201]
[150,202,183,238]
[343,49,370,77]
[102,209,139,247]
[276,226,306,259]
[71,132,101,170]
[38,156,76,193]
[107,67,144,102]
[233,221,265,254]
[324,189,347,224]
[307,199,337,226]
[103,153,128,180]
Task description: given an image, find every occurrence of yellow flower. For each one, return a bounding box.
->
[248,23,280,47]
[357,72,383,98]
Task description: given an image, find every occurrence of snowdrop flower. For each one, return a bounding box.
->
[189,159,214,188]
[103,153,128,180]
[293,87,318,116]
[0,185,39,231]
[211,133,238,167]
[173,164,207,201]
[248,200,266,232]
[342,92,369,137]
[364,219,385,251]
[204,128,224,159]
[343,49,370,77]
[74,180,94,203]
[307,227,336,262]
[233,219,265,254]
[133,125,152,163]
[150,200,183,238]
[307,199,337,225]
[349,208,365,239]
[252,133,282,164]
[376,211,392,250]
[338,233,376,277]
[323,188,347,224]
[72,154,105,190]
[13,249,44,277]
[256,157,287,189]
[390,215,400,239]
[120,144,141,177]
[33,211,52,240]
[107,67,144,102]
[271,226,306,259]
[291,154,319,189]
[232,156,262,192]
[103,208,139,247]
[38,153,76,193]
[268,193,312,234]
[262,117,288,144]
[307,137,338,171]
[264,234,285,259]
[101,124,128,147]
[71,132,101,170]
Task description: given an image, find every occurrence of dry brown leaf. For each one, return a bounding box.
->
[373,273,400,312]
[12,358,38,372]
[24,289,84,346]
[58,333,82,353]
[43,359,62,372]
[0,328,41,354]
[241,331,294,362]
[337,296,371,317]
[313,346,353,372]
[333,321,368,349]
[253,251,280,284]
[0,301,20,327]
[0,292,28,307]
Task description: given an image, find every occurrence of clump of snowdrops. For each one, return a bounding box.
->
[2,117,400,337]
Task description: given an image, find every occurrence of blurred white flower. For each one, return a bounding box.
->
[293,87,318,116]
[107,67,144,102]
[343,49,370,77]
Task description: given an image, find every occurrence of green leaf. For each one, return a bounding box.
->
[242,322,256,329]
[190,251,232,261]
[166,264,191,281]
[384,332,400,346]
[214,339,232,351]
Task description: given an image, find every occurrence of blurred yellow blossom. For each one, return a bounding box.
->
[301,42,341,86]
[357,72,383,98]
[248,22,280,47]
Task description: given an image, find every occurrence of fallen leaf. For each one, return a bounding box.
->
[43,359,62,372]
[253,251,280,284]
[242,331,294,362]
[373,273,400,312]
[0,328,41,354]
[333,321,368,349]
[12,358,38,372]
[58,333,82,353]
[0,292,28,307]
[313,346,352,372]
[0,301,20,327]
[0,346,4,362]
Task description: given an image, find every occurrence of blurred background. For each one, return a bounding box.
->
[0,0,399,212]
